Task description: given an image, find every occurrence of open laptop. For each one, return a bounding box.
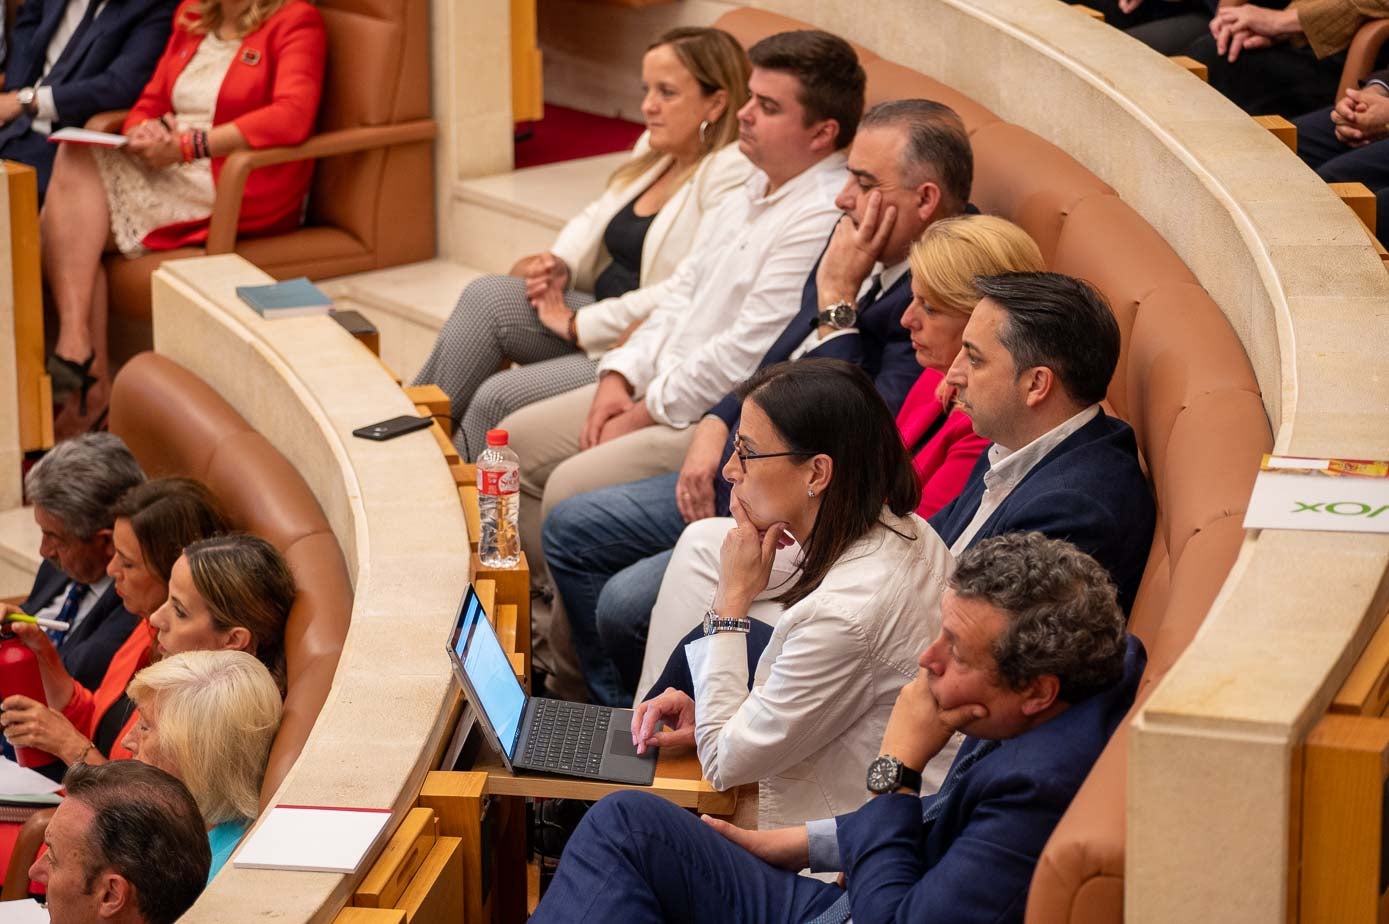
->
[446,584,657,785]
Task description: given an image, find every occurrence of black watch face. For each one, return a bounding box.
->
[829,303,856,328]
[866,757,900,793]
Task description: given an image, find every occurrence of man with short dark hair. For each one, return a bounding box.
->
[528,533,1145,924]
[544,98,974,705]
[31,760,210,924]
[4,433,144,691]
[930,271,1155,613]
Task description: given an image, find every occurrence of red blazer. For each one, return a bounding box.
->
[897,367,990,519]
[124,0,327,250]
[62,620,153,761]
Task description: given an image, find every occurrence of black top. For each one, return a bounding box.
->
[592,195,657,302]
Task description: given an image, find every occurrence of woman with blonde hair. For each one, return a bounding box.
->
[124,649,284,880]
[39,0,328,434]
[634,214,1046,704]
[413,26,755,459]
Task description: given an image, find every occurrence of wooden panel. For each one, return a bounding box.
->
[395,836,464,923]
[430,422,460,465]
[1299,713,1389,923]
[1332,607,1389,716]
[1170,55,1208,82]
[6,162,49,452]
[334,909,407,924]
[354,807,438,909]
[1253,115,1297,152]
[471,552,530,686]
[403,384,451,420]
[1071,3,1104,19]
[510,0,544,122]
[474,741,737,814]
[474,581,496,625]
[458,485,480,549]
[418,771,491,924]
[496,603,518,658]
[1331,182,1378,235]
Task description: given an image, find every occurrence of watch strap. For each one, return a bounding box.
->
[703,608,751,636]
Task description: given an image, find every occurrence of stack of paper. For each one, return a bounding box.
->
[233,804,392,873]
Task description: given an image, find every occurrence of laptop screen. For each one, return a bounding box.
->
[449,586,526,760]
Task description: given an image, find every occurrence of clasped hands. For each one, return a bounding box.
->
[518,252,577,342]
[699,660,988,873]
[630,497,792,755]
[1331,84,1389,147]
[579,372,654,449]
[122,117,186,170]
[1208,5,1300,63]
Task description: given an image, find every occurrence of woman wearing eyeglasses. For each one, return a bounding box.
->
[629,358,951,831]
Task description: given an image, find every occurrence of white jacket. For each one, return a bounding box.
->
[548,136,754,359]
[684,510,955,831]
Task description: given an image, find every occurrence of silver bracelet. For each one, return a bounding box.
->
[703,608,751,636]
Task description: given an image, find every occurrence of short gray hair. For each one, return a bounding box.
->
[950,532,1126,702]
[860,99,972,216]
[24,434,145,539]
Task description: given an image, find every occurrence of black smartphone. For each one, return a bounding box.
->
[352,415,433,441]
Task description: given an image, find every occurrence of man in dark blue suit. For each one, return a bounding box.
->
[2,433,143,690]
[541,99,974,705]
[530,532,1145,924]
[929,271,1155,614]
[0,0,175,201]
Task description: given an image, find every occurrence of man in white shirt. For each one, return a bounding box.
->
[501,30,865,581]
[927,271,1155,614]
[0,0,175,201]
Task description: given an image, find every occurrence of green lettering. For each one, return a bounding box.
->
[1326,502,1372,516]
[1293,502,1323,513]
[1369,506,1389,518]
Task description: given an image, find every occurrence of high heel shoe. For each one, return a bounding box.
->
[46,353,97,416]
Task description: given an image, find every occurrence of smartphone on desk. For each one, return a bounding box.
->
[352,415,433,441]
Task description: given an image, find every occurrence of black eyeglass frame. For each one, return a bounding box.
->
[731,434,825,473]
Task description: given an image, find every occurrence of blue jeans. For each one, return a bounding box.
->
[543,473,687,705]
[530,791,841,923]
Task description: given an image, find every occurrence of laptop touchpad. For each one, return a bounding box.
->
[608,724,639,758]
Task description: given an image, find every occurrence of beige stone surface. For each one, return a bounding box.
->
[0,505,39,599]
[147,255,471,923]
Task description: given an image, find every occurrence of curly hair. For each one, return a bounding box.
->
[950,532,1126,702]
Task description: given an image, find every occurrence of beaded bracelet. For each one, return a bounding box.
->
[179,131,195,164]
[193,128,210,159]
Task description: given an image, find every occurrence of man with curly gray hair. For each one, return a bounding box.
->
[5,433,145,691]
[528,532,1144,924]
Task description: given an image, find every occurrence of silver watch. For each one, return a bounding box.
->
[703,608,751,636]
[16,87,36,114]
[816,300,858,330]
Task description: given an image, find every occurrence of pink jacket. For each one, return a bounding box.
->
[897,368,990,518]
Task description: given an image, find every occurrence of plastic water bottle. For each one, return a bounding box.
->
[478,429,522,568]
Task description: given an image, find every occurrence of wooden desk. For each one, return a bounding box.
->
[473,743,738,815]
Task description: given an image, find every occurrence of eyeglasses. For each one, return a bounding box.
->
[731,435,822,473]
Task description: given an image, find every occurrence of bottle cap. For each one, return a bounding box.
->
[485,429,509,447]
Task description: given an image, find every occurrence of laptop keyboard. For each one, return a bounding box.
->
[524,699,611,775]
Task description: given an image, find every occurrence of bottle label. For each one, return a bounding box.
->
[478,466,519,496]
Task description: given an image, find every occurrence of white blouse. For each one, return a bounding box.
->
[684,509,955,831]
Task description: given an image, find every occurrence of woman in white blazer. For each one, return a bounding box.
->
[414,27,755,459]
[629,359,954,832]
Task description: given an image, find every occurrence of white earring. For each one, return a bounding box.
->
[807,488,816,497]
[699,119,710,146]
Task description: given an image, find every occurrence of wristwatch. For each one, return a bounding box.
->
[815,299,858,331]
[703,608,751,636]
[866,755,922,794]
[16,87,36,116]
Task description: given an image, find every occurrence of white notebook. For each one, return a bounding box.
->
[46,128,128,147]
[232,804,392,873]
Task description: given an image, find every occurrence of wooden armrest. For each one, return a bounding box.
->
[83,110,129,134]
[1339,19,1389,102]
[206,118,438,253]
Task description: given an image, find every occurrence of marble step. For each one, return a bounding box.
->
[321,150,628,381]
[0,505,40,599]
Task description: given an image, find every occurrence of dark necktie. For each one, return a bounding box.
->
[856,273,883,311]
[804,739,1002,924]
[48,581,87,646]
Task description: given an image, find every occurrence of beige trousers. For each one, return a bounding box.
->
[498,382,697,696]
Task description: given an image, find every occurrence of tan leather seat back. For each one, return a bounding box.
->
[862,59,1001,135]
[968,122,1114,264]
[306,0,433,266]
[108,352,352,803]
[712,8,881,66]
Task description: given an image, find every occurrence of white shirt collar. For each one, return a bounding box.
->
[983,405,1102,492]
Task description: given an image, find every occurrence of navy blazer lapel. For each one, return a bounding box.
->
[62,581,121,646]
[43,0,110,86]
[20,560,69,613]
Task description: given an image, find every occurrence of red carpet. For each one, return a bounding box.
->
[514,104,645,169]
